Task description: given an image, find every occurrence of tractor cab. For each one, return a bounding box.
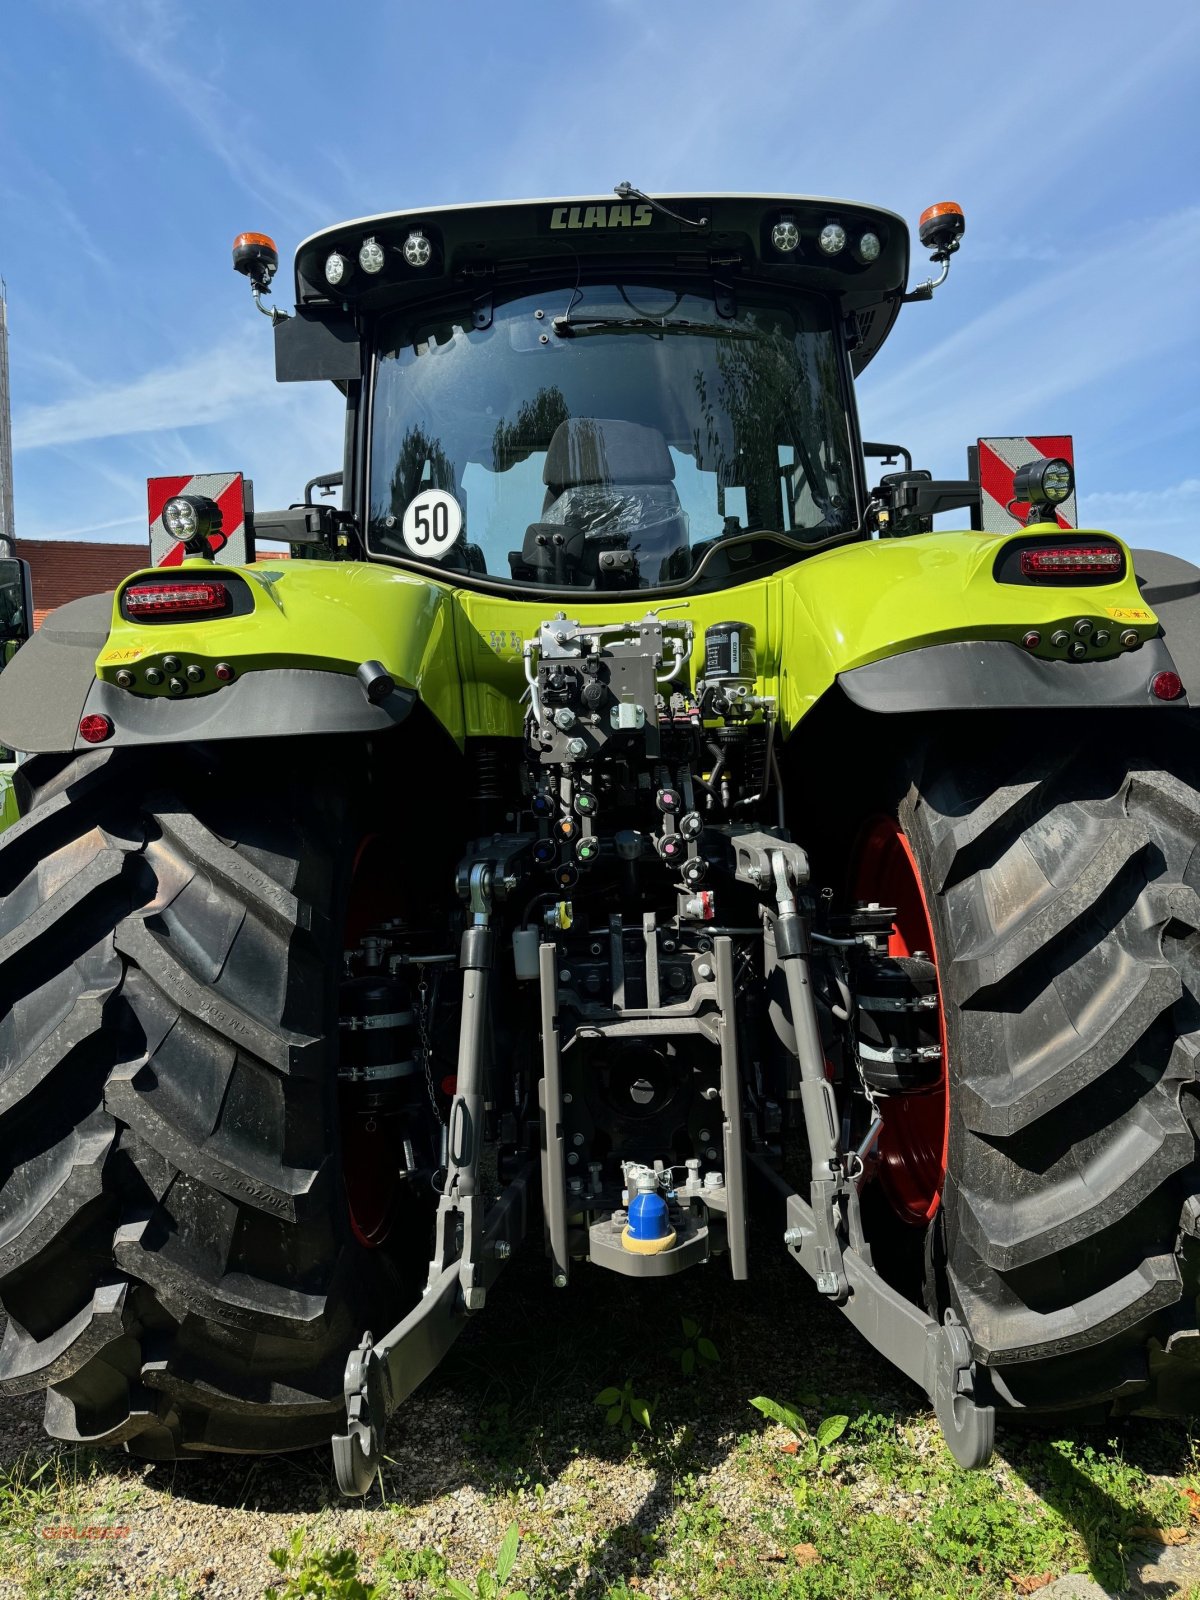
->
[244,191,956,594]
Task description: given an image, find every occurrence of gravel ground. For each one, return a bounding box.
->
[1,1243,1196,1600]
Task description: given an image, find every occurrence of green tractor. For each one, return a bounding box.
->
[0,189,1198,1491]
[0,557,32,831]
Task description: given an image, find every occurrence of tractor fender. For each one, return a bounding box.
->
[0,591,416,754]
[1133,547,1200,698]
[0,592,113,753]
[838,634,1187,713]
[773,526,1167,729]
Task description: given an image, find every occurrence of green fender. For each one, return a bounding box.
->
[0,524,1175,756]
[449,524,1168,734]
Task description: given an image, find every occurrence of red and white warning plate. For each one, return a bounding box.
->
[977,436,1077,532]
[148,472,250,566]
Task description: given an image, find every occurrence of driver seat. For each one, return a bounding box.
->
[510,419,689,584]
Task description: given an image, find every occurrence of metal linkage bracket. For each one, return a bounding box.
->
[332,1165,530,1495]
[735,833,849,1300]
[454,835,534,916]
[770,1167,994,1468]
[333,838,538,1496]
[735,831,995,1468]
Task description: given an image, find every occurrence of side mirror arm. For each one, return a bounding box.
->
[871,473,980,537]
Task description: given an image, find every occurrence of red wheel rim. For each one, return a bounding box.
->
[851,817,949,1226]
[340,833,405,1249]
[341,1112,404,1248]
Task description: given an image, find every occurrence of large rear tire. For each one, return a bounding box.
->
[0,743,428,1458]
[886,725,1200,1418]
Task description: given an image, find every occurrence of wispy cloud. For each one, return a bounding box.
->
[1084,479,1200,514]
[20,514,146,541]
[66,0,332,230]
[859,206,1200,472]
[12,339,287,451]
[0,161,120,283]
[83,454,158,507]
[493,0,903,198]
[16,381,343,541]
[1079,479,1200,560]
[910,9,1200,214]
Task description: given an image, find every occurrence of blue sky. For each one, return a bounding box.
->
[2,0,1197,556]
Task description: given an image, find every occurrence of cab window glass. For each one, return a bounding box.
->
[368,283,855,588]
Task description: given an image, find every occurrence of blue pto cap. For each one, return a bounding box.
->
[627,1189,671,1241]
[624,1184,681,1254]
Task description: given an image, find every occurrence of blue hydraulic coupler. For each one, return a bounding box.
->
[622,1188,677,1256]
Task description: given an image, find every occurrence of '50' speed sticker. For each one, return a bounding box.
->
[401,490,462,558]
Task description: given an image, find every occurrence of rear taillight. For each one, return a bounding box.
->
[1018,546,1124,579]
[124,580,229,617]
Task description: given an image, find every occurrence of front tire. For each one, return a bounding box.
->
[870,723,1200,1418]
[0,743,428,1458]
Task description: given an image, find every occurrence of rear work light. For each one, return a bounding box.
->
[1018,545,1125,579]
[124,581,229,617]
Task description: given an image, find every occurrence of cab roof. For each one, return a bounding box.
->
[293,192,912,373]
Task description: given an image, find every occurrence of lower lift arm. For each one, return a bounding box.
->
[734,833,994,1469]
[332,841,535,1496]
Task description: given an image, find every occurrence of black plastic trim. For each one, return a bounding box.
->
[1134,547,1200,700]
[839,637,1187,713]
[0,592,113,753]
[74,668,415,750]
[274,307,362,383]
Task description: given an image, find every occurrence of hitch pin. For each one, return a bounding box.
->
[855,1115,884,1164]
[851,1115,885,1190]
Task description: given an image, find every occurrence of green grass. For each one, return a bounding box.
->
[2,1411,1194,1600]
[362,1405,1195,1599]
[0,1250,1194,1598]
[0,1444,150,1599]
[605,1409,1196,1600]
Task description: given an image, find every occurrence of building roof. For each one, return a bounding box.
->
[19,538,150,629]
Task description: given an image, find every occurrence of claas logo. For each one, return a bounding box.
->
[549,203,653,231]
